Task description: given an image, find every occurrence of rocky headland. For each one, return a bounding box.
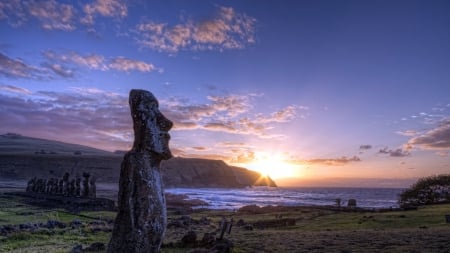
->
[0,133,276,188]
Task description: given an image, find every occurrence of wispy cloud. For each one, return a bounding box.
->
[0,52,46,79]
[81,0,127,25]
[27,0,76,31]
[0,0,76,30]
[0,86,304,151]
[378,147,410,157]
[108,57,158,72]
[407,118,450,150]
[304,156,361,166]
[44,63,74,78]
[164,94,303,139]
[0,84,31,94]
[136,6,256,52]
[43,50,159,73]
[359,145,372,150]
[0,87,131,151]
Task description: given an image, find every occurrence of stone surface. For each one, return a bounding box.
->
[108,89,173,253]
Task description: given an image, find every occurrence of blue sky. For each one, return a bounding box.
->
[1,0,449,186]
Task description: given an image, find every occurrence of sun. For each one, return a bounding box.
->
[245,152,299,179]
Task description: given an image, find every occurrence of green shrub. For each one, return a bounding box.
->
[399,174,450,207]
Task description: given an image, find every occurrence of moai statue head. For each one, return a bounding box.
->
[129,89,173,160]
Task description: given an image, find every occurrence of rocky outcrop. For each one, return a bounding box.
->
[161,158,277,188]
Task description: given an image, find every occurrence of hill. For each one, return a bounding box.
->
[0,133,276,187]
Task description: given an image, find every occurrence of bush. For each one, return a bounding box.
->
[399,174,450,207]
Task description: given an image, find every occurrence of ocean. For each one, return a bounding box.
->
[0,180,404,210]
[165,187,405,210]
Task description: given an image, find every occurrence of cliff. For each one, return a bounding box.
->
[161,158,276,188]
[0,133,276,188]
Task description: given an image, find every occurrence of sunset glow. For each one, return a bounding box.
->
[243,152,301,179]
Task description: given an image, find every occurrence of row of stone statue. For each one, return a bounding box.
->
[26,172,96,198]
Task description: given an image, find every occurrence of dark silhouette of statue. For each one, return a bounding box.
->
[108,89,173,253]
[82,172,90,197]
[89,176,96,198]
[62,172,70,196]
[26,177,36,192]
[75,176,81,197]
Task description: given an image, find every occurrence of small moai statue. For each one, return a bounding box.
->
[68,179,76,196]
[26,177,36,192]
[58,179,64,194]
[52,178,59,194]
[82,172,90,197]
[63,172,70,196]
[32,178,39,192]
[75,176,81,197]
[46,178,53,193]
[89,176,96,198]
[40,179,47,193]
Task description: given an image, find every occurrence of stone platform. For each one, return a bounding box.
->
[5,191,116,212]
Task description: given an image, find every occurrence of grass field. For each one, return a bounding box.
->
[1,192,449,253]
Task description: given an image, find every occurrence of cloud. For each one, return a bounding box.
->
[359,145,372,150]
[396,130,418,137]
[378,147,410,157]
[407,118,450,150]
[43,50,158,73]
[0,87,131,151]
[108,57,157,72]
[81,0,128,25]
[304,156,361,166]
[0,86,302,153]
[0,84,31,95]
[0,0,76,30]
[136,6,256,52]
[0,0,28,27]
[44,63,74,78]
[0,52,46,79]
[27,0,76,31]
[164,94,301,139]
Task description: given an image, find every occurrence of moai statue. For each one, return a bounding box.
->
[58,179,64,194]
[68,179,75,196]
[108,89,173,253]
[89,176,96,198]
[63,172,70,196]
[32,178,39,192]
[82,172,90,197]
[40,179,47,193]
[26,177,36,192]
[46,178,53,193]
[75,176,81,197]
[52,178,58,194]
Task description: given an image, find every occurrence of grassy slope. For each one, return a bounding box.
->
[1,191,449,253]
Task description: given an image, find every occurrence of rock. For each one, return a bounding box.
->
[71,219,82,228]
[107,89,173,253]
[243,224,253,231]
[46,220,66,229]
[348,199,357,208]
[70,244,83,253]
[85,242,105,251]
[181,230,198,246]
[236,219,245,226]
[200,232,216,246]
[211,238,233,253]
